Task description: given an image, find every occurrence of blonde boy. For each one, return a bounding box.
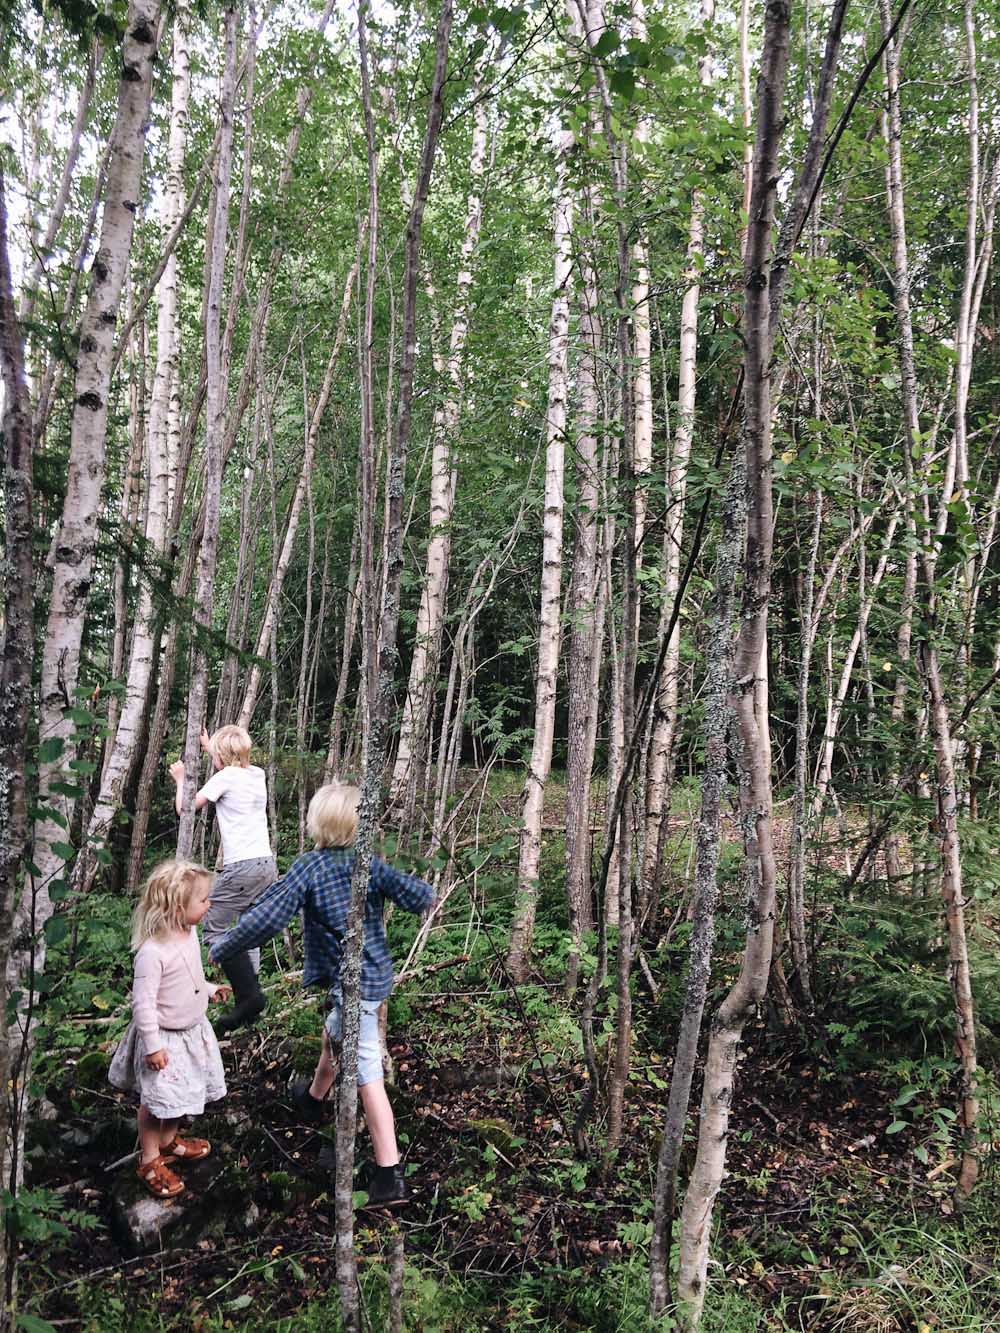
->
[208,782,435,1207]
[168,725,276,1034]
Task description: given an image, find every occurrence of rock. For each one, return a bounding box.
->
[36,1099,60,1122]
[60,1126,95,1150]
[236,1201,260,1233]
[111,1156,257,1253]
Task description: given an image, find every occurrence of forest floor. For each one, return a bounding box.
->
[19,782,1000,1330]
[21,979,1000,1332]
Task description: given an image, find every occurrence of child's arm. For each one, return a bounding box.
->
[373,858,436,915]
[168,760,211,818]
[208,857,311,965]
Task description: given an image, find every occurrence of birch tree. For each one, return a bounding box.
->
[563,0,603,993]
[8,0,162,1181]
[0,162,34,1316]
[336,2,452,1322]
[391,94,488,824]
[76,0,193,890]
[237,255,359,729]
[504,125,574,983]
[176,0,239,857]
[641,0,714,918]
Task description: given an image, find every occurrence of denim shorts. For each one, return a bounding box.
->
[324,989,384,1086]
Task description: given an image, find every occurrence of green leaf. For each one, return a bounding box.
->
[18,1315,59,1333]
[43,916,69,947]
[225,1294,253,1311]
[38,738,65,763]
[29,806,68,829]
[885,1120,908,1134]
[66,707,96,724]
[893,1086,919,1106]
[609,68,635,102]
[49,842,76,861]
[593,29,618,56]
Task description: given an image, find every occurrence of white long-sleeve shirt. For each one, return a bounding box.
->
[132,928,217,1054]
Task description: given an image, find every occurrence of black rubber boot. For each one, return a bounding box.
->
[214,951,266,1036]
[362,1163,407,1209]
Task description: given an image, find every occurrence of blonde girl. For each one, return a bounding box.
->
[109,859,229,1198]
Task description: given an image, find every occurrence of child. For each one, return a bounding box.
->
[209,782,435,1207]
[108,859,229,1198]
[168,725,277,1034]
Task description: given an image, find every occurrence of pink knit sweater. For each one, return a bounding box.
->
[132,928,218,1054]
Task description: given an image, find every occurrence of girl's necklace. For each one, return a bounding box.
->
[169,931,203,996]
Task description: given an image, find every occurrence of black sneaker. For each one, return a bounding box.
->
[362,1163,407,1209]
[290,1078,326,1122]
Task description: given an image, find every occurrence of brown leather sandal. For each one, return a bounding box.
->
[137,1154,185,1198]
[161,1135,211,1162]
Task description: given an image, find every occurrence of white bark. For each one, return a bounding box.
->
[391,96,488,814]
[176,0,239,856]
[15,0,162,1007]
[237,256,358,728]
[810,513,900,819]
[79,1,193,883]
[564,0,603,984]
[505,127,574,981]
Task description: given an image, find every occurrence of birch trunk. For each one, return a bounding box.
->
[786,490,822,1005]
[176,1,238,857]
[876,2,982,1200]
[325,511,362,779]
[18,42,101,329]
[10,0,162,1147]
[878,0,920,881]
[504,126,573,983]
[563,20,602,991]
[78,0,193,887]
[102,322,147,781]
[921,643,979,1201]
[0,163,35,1315]
[676,3,791,1320]
[336,4,452,1324]
[810,513,900,819]
[649,453,744,1316]
[640,6,712,914]
[237,255,358,727]
[391,96,488,817]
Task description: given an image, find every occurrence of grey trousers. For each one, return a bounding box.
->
[204,855,277,973]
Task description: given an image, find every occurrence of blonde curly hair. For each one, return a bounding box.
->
[131,859,210,949]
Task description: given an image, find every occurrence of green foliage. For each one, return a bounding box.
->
[2,1187,102,1244]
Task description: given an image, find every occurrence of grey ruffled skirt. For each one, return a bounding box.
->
[109,1016,227,1118]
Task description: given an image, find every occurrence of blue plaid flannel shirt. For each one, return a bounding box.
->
[208,847,434,1001]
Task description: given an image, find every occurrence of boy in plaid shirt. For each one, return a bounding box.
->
[209,781,434,1206]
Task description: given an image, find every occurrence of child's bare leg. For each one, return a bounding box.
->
[359,1079,398,1166]
[138,1105,178,1164]
[309,1031,338,1101]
